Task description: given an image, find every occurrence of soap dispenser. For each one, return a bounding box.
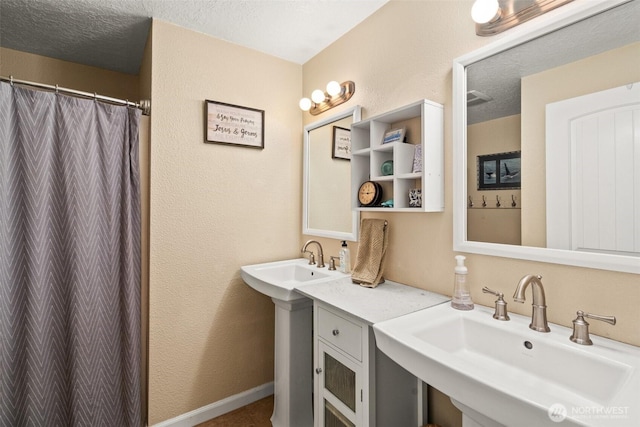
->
[339,241,351,274]
[451,255,474,310]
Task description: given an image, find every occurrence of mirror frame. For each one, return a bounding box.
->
[303,105,361,241]
[453,0,639,274]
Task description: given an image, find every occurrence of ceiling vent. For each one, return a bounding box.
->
[467,90,493,106]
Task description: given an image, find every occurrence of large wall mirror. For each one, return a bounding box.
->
[453,0,639,274]
[303,106,361,241]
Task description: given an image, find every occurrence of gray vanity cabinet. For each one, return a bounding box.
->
[313,302,419,427]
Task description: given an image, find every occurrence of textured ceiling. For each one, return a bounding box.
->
[0,0,389,75]
[466,0,640,124]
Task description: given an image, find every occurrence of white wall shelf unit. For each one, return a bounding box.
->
[351,99,444,212]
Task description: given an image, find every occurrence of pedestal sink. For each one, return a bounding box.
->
[241,258,345,427]
[373,303,640,427]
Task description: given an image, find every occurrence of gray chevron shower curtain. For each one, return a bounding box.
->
[0,82,142,426]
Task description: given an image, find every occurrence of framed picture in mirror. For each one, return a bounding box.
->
[332,126,351,160]
[477,151,521,190]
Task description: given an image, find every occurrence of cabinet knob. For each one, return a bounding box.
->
[332,329,340,336]
[315,368,323,374]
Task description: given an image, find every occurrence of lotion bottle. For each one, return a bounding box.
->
[451,255,474,310]
[339,241,351,274]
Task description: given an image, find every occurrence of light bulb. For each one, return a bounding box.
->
[326,81,342,97]
[471,0,500,24]
[311,89,326,104]
[299,97,312,111]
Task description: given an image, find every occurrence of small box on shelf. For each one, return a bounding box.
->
[409,188,422,208]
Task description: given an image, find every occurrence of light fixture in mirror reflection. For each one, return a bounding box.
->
[454,0,640,274]
[303,106,361,241]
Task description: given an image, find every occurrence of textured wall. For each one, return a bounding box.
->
[147,20,302,424]
[138,30,153,424]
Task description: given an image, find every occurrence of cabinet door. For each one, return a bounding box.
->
[317,341,363,427]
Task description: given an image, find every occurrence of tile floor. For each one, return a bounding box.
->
[196,395,273,427]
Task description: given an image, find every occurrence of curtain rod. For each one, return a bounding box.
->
[0,75,151,116]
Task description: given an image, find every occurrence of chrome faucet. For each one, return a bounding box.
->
[513,274,550,332]
[301,240,325,268]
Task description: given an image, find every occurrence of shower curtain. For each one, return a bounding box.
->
[0,82,142,426]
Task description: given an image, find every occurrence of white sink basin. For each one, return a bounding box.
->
[373,303,640,426]
[241,258,344,301]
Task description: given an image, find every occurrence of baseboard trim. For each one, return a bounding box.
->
[150,382,274,427]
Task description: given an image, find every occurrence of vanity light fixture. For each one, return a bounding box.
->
[472,0,574,36]
[299,81,355,116]
[471,0,501,24]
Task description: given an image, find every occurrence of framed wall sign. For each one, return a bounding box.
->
[332,126,351,160]
[477,151,521,190]
[205,100,264,148]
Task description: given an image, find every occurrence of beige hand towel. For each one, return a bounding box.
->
[351,218,388,288]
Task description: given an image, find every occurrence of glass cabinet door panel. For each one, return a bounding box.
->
[325,400,355,427]
[324,352,356,411]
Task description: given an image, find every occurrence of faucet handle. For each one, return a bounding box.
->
[570,310,616,346]
[303,250,316,265]
[482,286,501,297]
[328,256,339,271]
[482,287,510,321]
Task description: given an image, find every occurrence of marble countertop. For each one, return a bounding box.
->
[295,277,450,325]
